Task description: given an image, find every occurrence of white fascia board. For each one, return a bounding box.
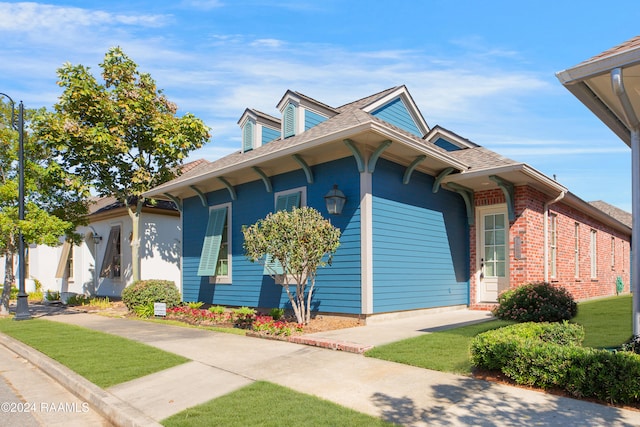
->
[557,48,640,85]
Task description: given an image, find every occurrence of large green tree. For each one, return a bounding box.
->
[243,207,341,324]
[1,98,89,315]
[34,47,210,282]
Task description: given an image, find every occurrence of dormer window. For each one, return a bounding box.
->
[243,121,254,152]
[283,103,296,138]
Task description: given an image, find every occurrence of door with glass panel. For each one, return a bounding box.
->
[478,207,509,302]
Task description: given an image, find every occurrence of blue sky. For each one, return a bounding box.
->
[0,1,637,211]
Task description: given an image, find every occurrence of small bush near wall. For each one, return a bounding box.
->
[470,322,640,404]
[122,280,181,311]
[492,282,577,322]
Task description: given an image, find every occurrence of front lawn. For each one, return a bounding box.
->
[0,318,188,388]
[161,381,396,427]
[365,294,633,375]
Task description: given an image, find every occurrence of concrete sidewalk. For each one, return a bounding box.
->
[3,306,640,426]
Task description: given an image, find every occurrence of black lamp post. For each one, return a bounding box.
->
[1,92,31,320]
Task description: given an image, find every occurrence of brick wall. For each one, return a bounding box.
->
[469,185,630,308]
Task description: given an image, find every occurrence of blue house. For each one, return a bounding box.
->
[144,86,631,318]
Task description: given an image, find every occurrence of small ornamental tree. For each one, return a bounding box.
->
[243,207,341,325]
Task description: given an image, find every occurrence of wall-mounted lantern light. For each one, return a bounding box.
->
[324,184,346,215]
[92,233,102,244]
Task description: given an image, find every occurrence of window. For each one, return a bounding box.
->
[549,214,557,278]
[590,229,597,279]
[574,223,580,278]
[264,188,305,276]
[611,237,616,269]
[100,226,121,278]
[199,204,231,283]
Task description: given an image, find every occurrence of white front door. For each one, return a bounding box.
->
[478,206,509,302]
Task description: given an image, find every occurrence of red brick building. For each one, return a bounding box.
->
[433,129,631,308]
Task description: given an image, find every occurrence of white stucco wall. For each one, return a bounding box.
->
[20,210,180,298]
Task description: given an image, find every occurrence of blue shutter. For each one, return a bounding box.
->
[197,207,228,276]
[264,191,301,275]
[283,103,295,138]
[243,121,254,152]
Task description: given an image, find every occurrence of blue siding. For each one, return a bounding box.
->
[262,126,280,145]
[305,110,327,130]
[371,98,422,137]
[181,156,362,314]
[371,158,469,313]
[433,137,462,152]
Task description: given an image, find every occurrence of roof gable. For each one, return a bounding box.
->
[361,85,429,136]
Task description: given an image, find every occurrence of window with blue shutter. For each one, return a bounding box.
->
[264,191,301,275]
[198,206,228,276]
[243,121,254,152]
[283,103,296,138]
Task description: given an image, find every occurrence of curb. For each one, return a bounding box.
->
[0,333,162,427]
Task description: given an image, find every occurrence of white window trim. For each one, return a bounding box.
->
[590,229,597,279]
[574,223,580,279]
[549,214,557,279]
[208,202,233,285]
[274,186,307,208]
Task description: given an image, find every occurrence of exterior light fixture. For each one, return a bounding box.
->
[324,184,346,215]
[92,233,102,244]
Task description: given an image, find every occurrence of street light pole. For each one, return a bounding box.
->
[1,92,31,320]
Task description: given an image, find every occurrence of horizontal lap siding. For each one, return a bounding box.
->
[372,159,469,313]
[370,98,421,137]
[181,156,362,314]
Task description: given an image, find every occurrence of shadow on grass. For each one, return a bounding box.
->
[370,377,637,426]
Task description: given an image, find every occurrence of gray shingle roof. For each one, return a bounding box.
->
[589,200,632,228]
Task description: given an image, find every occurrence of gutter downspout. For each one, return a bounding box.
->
[544,191,567,282]
[612,67,640,336]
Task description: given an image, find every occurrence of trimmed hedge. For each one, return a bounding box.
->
[121,280,181,311]
[492,282,577,322]
[470,322,640,404]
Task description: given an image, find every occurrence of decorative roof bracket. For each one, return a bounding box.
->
[489,175,515,221]
[217,177,237,200]
[344,139,365,173]
[163,193,182,213]
[252,166,273,193]
[367,140,392,173]
[292,154,314,184]
[189,185,208,207]
[445,182,475,226]
[431,167,454,192]
[403,155,427,185]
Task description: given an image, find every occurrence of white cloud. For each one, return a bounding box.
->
[0,2,168,32]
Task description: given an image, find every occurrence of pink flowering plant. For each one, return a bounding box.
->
[492,282,577,323]
[165,305,256,328]
[252,315,303,336]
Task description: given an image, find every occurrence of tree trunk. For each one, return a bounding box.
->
[127,200,144,283]
[1,253,15,315]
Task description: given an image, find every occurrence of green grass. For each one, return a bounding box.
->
[573,294,632,348]
[161,381,396,427]
[366,295,635,375]
[0,318,188,388]
[365,319,513,374]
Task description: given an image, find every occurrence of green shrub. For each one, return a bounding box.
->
[134,302,155,318]
[208,305,226,314]
[121,280,181,311]
[470,321,640,404]
[232,306,256,327]
[186,301,204,309]
[67,294,91,306]
[470,322,584,370]
[492,282,577,322]
[269,307,285,320]
[45,290,60,301]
